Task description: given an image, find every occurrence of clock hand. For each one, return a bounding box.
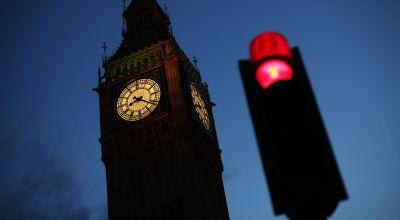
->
[137,97,157,105]
[129,96,143,106]
[139,99,152,104]
[134,96,143,102]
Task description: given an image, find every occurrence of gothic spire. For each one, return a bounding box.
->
[107,0,172,63]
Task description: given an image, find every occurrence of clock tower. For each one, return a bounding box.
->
[96,0,230,219]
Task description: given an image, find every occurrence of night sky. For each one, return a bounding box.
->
[1,0,400,219]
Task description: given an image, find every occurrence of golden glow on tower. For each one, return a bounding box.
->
[116,78,161,121]
[190,85,211,130]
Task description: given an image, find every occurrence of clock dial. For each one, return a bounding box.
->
[190,84,211,130]
[116,79,161,121]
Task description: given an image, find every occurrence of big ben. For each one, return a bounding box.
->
[95,0,231,219]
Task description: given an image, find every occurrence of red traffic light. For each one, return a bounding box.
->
[250,32,293,90]
[256,59,293,89]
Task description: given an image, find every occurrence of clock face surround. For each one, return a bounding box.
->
[190,84,211,130]
[116,78,161,122]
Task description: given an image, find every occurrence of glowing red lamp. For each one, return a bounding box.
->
[256,59,293,89]
[250,32,293,90]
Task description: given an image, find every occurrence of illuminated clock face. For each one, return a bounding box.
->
[116,79,161,121]
[190,84,211,130]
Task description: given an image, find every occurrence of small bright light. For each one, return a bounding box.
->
[268,66,279,79]
[256,59,293,90]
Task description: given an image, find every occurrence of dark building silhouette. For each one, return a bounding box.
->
[95,0,230,219]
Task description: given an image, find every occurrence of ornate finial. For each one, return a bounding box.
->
[164,4,169,17]
[97,67,102,85]
[193,56,199,70]
[164,4,174,35]
[102,42,108,64]
[121,0,127,34]
[122,0,127,10]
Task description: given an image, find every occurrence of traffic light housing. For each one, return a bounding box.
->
[239,33,347,219]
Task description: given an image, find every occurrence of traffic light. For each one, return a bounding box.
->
[250,32,293,90]
[239,32,347,220]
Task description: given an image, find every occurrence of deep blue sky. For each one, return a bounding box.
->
[1,0,399,219]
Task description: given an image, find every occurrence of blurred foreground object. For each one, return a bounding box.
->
[239,32,348,220]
